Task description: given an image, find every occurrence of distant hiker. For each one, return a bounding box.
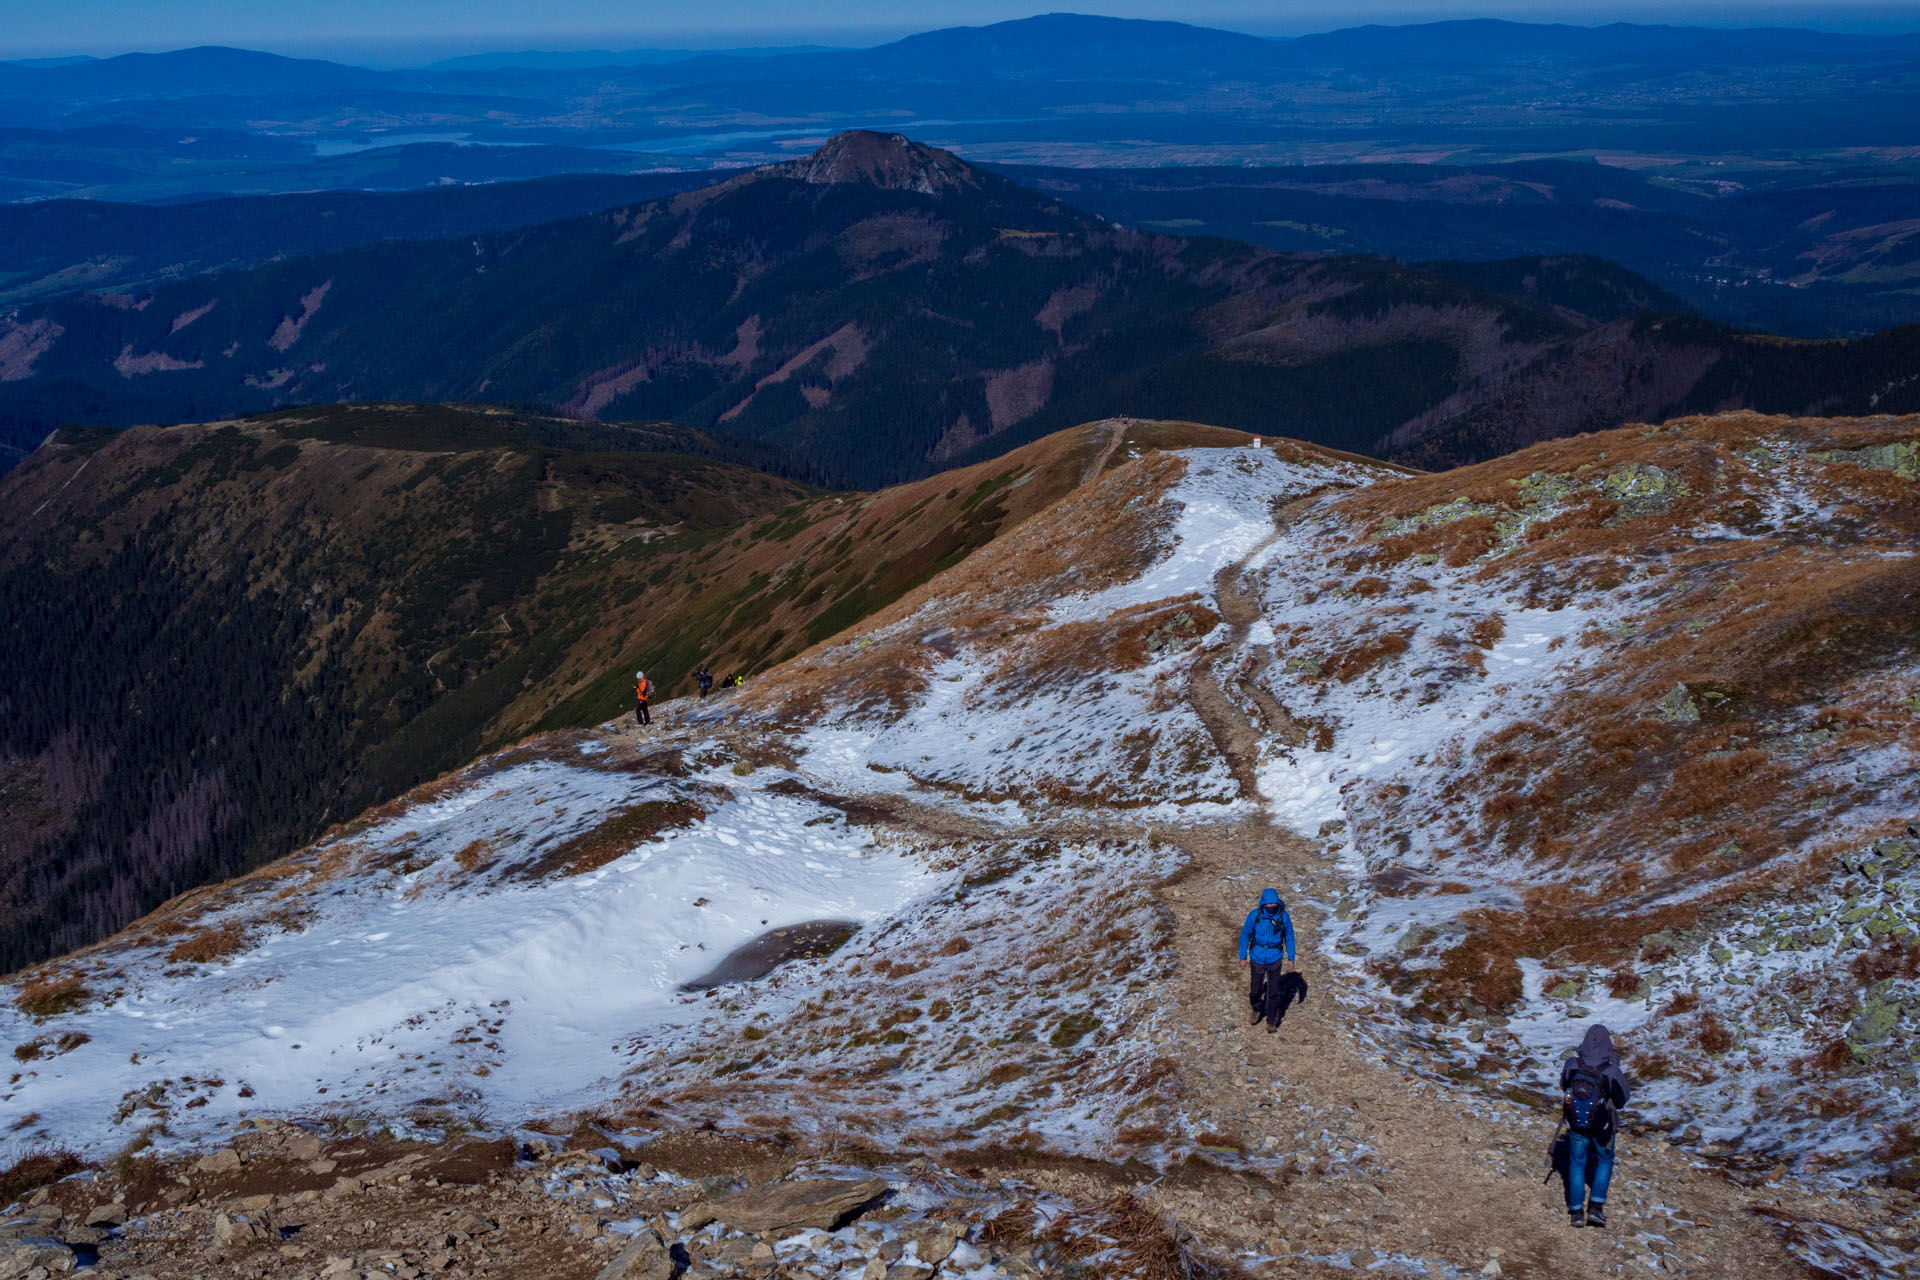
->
[696,666,714,698]
[1238,889,1299,1032]
[1558,1023,1632,1229]
[634,669,655,727]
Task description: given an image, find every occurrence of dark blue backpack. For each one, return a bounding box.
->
[1565,1062,1611,1135]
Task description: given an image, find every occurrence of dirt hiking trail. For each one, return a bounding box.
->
[599,489,1896,1280]
[1120,540,1828,1277]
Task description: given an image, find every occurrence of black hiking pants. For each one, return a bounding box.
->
[1249,961,1305,1028]
[636,699,651,726]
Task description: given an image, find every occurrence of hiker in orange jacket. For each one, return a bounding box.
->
[634,670,655,727]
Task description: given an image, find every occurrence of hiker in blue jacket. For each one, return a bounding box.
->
[1238,888,1298,1032]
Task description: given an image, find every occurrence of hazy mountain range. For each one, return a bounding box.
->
[3,132,1916,484]
[1,13,1917,201]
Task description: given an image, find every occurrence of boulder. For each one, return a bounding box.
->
[194,1148,243,1175]
[83,1203,127,1228]
[712,1177,889,1235]
[211,1211,273,1247]
[0,1207,61,1239]
[594,1228,673,1280]
[0,1240,76,1278]
[907,1224,961,1264]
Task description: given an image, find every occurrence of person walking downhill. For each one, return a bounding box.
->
[634,669,655,727]
[1560,1023,1632,1228]
[696,666,714,699]
[1238,888,1299,1033]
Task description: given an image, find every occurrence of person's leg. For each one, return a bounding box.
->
[1262,965,1287,1026]
[1588,1139,1615,1220]
[1248,961,1269,1022]
[1566,1131,1592,1215]
[635,700,643,726]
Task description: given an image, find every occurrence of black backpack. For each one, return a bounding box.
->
[1565,1061,1613,1136]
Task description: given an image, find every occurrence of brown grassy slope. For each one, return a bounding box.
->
[1310,412,1920,1010]
[509,417,1275,733]
[0,407,1266,968]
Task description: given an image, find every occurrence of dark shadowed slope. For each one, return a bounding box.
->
[0,405,1193,968]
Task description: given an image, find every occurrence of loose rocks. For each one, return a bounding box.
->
[709,1177,888,1235]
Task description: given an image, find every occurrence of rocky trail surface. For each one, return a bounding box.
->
[1110,542,1855,1278]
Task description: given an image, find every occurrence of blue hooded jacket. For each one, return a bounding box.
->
[1239,889,1296,964]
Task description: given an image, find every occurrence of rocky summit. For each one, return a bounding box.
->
[1,411,1915,1279]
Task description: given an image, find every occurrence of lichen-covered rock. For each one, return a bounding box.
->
[1657,683,1700,724]
[1603,462,1689,517]
[1378,497,1498,535]
[1820,440,1919,481]
[1848,984,1904,1061]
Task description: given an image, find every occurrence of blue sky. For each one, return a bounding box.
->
[7,1,1919,62]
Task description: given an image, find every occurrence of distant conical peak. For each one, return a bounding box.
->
[778,131,980,195]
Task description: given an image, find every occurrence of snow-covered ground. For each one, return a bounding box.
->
[1,753,935,1158]
[6,421,1915,1193]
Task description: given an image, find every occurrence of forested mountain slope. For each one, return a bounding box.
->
[0,405,1203,969]
[4,131,1917,485]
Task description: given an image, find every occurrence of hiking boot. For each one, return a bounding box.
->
[1586,1204,1606,1229]
[1265,1023,1278,1034]
[1568,1209,1585,1228]
[1249,1008,1264,1025]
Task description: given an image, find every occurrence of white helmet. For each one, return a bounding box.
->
[636,670,645,679]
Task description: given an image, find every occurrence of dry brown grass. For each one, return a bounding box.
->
[1659,992,1700,1017]
[453,839,495,873]
[12,973,91,1020]
[1037,1191,1254,1280]
[166,923,248,965]
[992,598,1219,694]
[516,799,709,879]
[12,1030,89,1062]
[1660,749,1787,822]
[1696,1012,1735,1055]
[0,1147,85,1206]
[1851,937,1920,984]
[1325,630,1412,682]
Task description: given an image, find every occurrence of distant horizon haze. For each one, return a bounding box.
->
[5,1,1920,63]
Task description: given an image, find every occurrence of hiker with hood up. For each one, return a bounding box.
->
[1558,1023,1632,1228]
[1238,889,1300,1032]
